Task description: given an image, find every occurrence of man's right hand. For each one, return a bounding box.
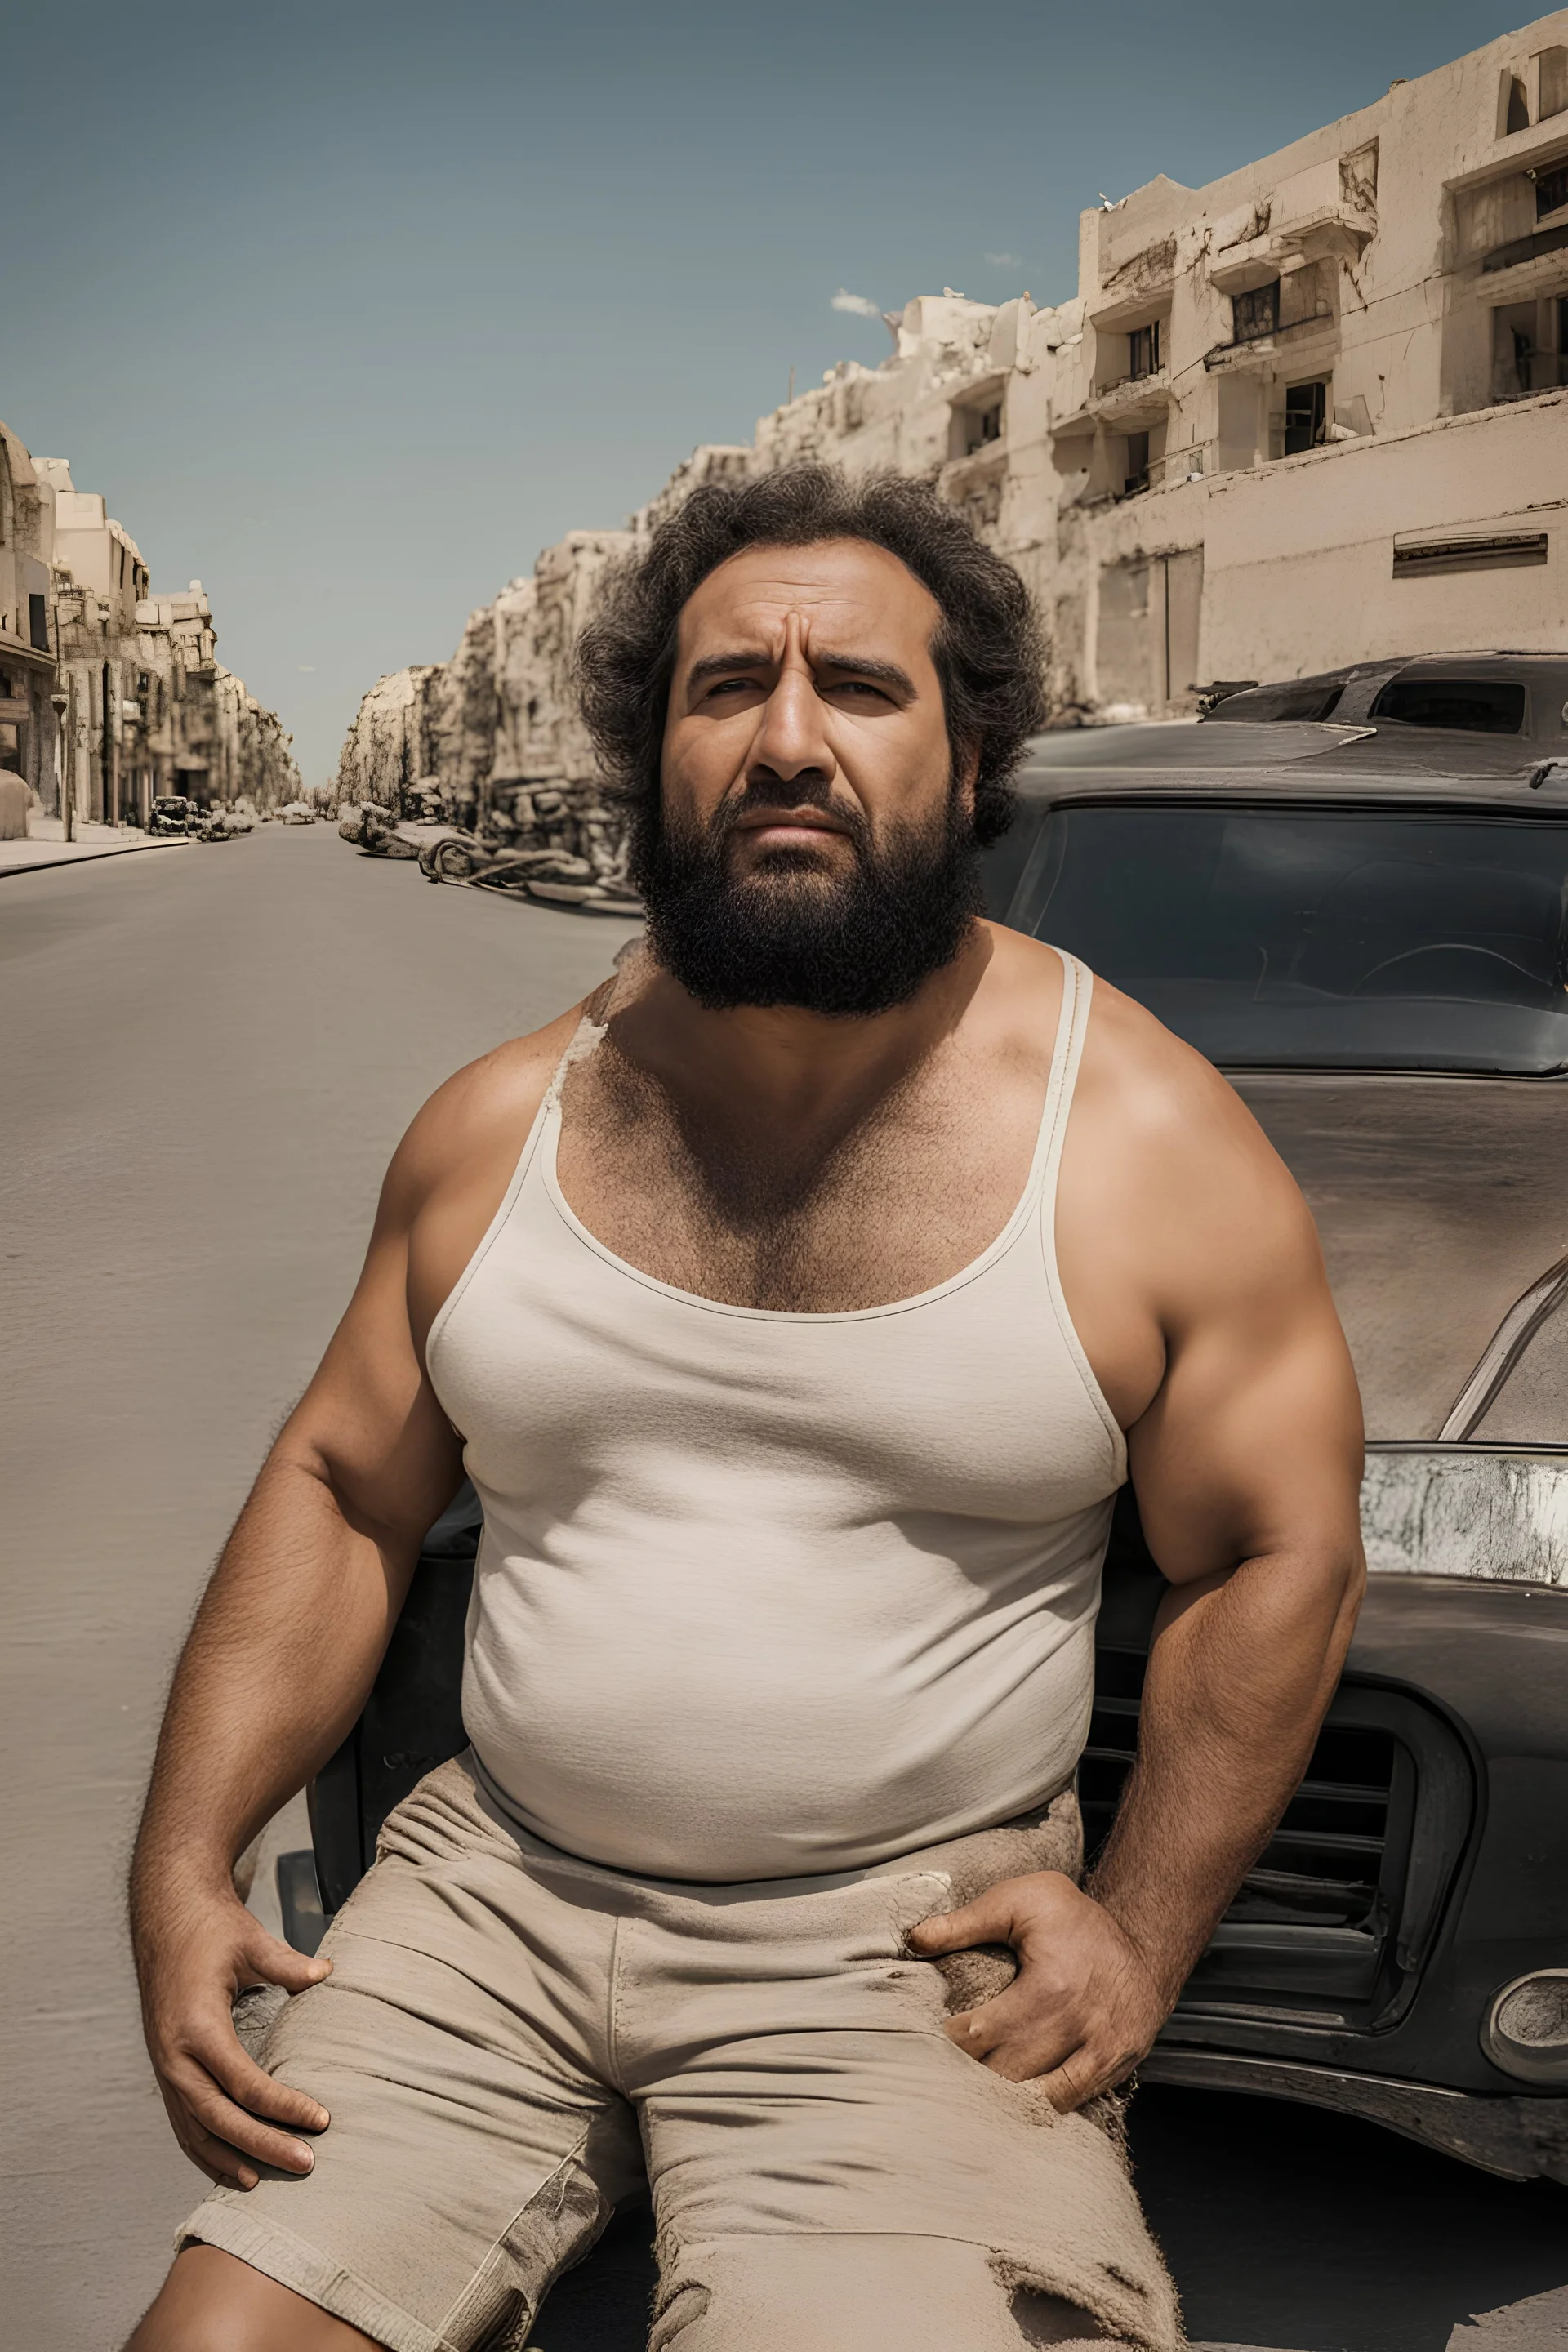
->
[136,1885,334,2190]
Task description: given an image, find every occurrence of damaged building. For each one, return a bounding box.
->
[0,427,300,828]
[341,11,1568,844]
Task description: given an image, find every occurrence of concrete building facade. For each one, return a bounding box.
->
[342,12,1568,821]
[0,425,300,827]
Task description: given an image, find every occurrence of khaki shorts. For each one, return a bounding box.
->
[183,1756,1179,2352]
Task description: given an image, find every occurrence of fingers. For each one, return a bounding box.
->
[240,1925,333,1998]
[165,2050,323,2176]
[157,2082,263,2192]
[201,2020,331,2133]
[1032,2042,1141,2113]
[943,1992,1146,2108]
[906,1871,1080,1957]
[905,1890,1016,1956]
[942,1980,1074,2078]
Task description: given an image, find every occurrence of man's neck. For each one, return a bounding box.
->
[610,921,993,1134]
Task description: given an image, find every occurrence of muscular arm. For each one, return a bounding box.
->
[129,1022,569,2189]
[911,996,1365,2103]
[1085,1174,1364,2029]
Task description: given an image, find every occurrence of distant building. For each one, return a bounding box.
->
[343,10,1568,814]
[0,428,299,825]
[0,425,63,805]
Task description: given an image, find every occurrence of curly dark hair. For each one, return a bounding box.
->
[574,463,1045,851]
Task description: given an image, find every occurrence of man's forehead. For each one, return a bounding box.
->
[675,539,939,657]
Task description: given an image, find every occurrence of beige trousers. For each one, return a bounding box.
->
[184,1755,1181,2352]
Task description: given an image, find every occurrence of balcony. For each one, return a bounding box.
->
[1085,364,1171,431]
[1209,203,1374,296]
[1480,216,1568,304]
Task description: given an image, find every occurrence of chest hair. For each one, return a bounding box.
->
[556,1037,1034,1312]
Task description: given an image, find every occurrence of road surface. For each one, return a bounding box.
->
[1,823,1563,2350]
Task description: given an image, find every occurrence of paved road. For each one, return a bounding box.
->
[2,824,1564,2350]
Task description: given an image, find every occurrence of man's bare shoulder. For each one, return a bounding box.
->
[983,926,1240,1127]
[382,998,595,1222]
[1039,947,1325,1317]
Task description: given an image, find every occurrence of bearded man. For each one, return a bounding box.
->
[127,466,1365,2352]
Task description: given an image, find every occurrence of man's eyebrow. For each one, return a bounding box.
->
[683,649,916,694]
[684,651,773,688]
[813,652,916,695]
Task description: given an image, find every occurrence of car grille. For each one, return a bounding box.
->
[1082,1644,1468,2023]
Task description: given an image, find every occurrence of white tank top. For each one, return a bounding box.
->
[426,949,1125,1882]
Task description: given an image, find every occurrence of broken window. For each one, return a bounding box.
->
[1283,380,1329,454]
[1232,280,1280,342]
[1495,298,1568,395]
[1506,74,1530,133]
[1128,320,1161,379]
[1123,431,1151,495]
[963,401,1003,456]
[1535,162,1568,219]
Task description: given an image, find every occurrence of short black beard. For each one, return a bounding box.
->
[632,784,983,1017]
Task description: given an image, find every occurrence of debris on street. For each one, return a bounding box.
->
[337,781,642,915]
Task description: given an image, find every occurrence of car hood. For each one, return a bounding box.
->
[1232,1075,1568,1441]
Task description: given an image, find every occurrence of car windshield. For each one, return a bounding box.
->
[1004,803,1568,1073]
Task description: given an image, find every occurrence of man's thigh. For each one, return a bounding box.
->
[633,1859,1181,2352]
[648,2234,1142,2352]
[178,1762,644,2352]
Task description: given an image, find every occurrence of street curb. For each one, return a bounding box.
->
[0,837,194,878]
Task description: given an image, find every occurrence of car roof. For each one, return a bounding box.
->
[1200,651,1568,734]
[1014,721,1568,813]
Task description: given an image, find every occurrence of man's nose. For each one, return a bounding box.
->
[747,662,835,794]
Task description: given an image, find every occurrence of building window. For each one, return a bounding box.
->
[1284,380,1330,453]
[1506,74,1530,133]
[1496,299,1568,395]
[1128,320,1161,380]
[1536,162,1568,219]
[28,594,48,653]
[1123,431,1151,495]
[961,400,1003,456]
[1232,281,1280,343]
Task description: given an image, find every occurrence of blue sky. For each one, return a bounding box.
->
[5,0,1517,780]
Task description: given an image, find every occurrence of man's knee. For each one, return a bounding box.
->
[125,2244,385,2352]
[651,2233,1141,2351]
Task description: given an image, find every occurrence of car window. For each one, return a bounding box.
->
[1000,803,1568,1073]
[1369,679,1527,734]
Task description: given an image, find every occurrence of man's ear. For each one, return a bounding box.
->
[954,741,982,815]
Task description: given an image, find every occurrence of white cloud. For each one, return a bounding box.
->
[298,664,316,673]
[984,252,1022,270]
[830,288,883,318]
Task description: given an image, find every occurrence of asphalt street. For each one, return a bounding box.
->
[2,824,1564,2351]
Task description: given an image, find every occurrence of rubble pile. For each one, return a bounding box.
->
[337,778,640,915]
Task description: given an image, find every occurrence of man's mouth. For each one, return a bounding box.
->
[731,810,853,853]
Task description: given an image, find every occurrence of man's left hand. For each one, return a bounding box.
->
[905,1871,1170,2111]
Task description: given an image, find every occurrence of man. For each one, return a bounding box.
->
[128,466,1365,2352]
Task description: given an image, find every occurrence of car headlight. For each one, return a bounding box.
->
[1361,1446,1568,1587]
[1483,1969,1568,2083]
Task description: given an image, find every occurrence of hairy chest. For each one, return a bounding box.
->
[553,1055,1044,1313]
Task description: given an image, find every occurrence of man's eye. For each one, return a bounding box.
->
[832,679,890,702]
[705,677,757,699]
